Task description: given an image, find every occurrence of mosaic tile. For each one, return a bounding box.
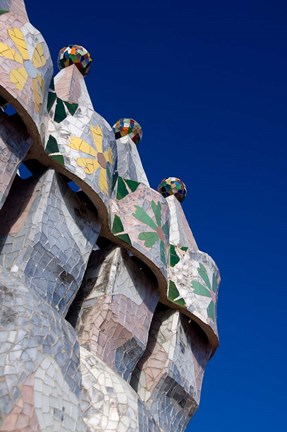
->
[110,182,170,276]
[0,111,31,210]
[80,347,160,432]
[167,195,198,250]
[76,246,159,382]
[112,118,149,186]
[34,356,86,431]
[58,45,92,77]
[46,67,117,205]
[115,134,150,186]
[0,268,82,425]
[132,308,212,432]
[165,194,220,345]
[168,248,220,340]
[0,0,27,18]
[0,169,100,315]
[0,374,41,432]
[0,1,221,430]
[0,2,53,139]
[53,65,94,110]
[158,176,187,202]
[47,81,78,124]
[113,118,143,145]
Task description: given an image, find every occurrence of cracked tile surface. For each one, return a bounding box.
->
[76,246,159,382]
[132,308,212,432]
[0,112,31,210]
[0,169,100,315]
[0,2,220,430]
[0,268,82,424]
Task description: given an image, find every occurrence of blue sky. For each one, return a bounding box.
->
[26,0,287,430]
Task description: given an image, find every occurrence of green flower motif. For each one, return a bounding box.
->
[191,263,219,321]
[133,200,169,265]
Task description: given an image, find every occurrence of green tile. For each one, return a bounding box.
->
[133,206,157,230]
[116,233,132,245]
[170,245,188,267]
[198,263,212,290]
[162,221,169,238]
[47,91,57,112]
[64,101,78,116]
[117,177,129,200]
[160,240,167,265]
[54,99,67,123]
[50,154,64,166]
[125,178,140,193]
[168,281,186,307]
[151,200,162,226]
[138,231,158,247]
[112,214,124,234]
[207,301,215,320]
[170,244,180,267]
[45,135,59,154]
[191,280,210,297]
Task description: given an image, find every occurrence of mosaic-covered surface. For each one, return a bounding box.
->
[158,176,187,202]
[113,118,143,145]
[0,1,221,430]
[75,246,159,382]
[46,66,117,205]
[80,347,161,432]
[168,248,220,337]
[58,45,92,76]
[167,195,198,251]
[53,64,93,109]
[165,195,220,341]
[0,268,84,430]
[0,111,31,210]
[0,169,100,315]
[132,309,212,432]
[115,131,149,186]
[110,181,170,277]
[0,0,53,140]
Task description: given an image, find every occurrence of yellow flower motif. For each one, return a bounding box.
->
[69,125,113,194]
[0,27,46,112]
